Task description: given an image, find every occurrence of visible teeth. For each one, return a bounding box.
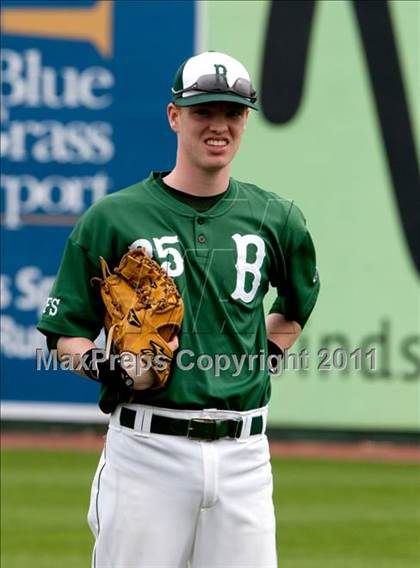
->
[206,139,227,146]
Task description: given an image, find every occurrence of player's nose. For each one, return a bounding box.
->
[208,117,228,134]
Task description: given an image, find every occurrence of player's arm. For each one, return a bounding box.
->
[56,335,131,385]
[56,335,179,390]
[267,202,320,356]
[56,335,150,389]
[57,336,96,376]
[266,313,301,351]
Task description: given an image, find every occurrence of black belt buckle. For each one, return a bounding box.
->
[187,418,218,441]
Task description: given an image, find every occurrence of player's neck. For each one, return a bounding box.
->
[164,164,231,197]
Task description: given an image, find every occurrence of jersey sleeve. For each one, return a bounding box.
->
[269,202,320,328]
[37,236,104,345]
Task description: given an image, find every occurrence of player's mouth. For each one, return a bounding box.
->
[204,138,229,155]
[204,138,229,147]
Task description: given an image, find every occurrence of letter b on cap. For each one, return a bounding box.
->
[214,64,227,77]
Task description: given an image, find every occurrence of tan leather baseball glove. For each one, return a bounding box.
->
[96,247,184,389]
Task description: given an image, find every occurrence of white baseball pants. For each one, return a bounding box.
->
[88,404,278,568]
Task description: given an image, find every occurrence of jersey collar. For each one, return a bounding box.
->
[145,171,239,218]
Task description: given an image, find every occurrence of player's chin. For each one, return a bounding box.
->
[201,157,231,172]
[201,151,232,170]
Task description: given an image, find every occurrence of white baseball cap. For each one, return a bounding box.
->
[171,51,258,110]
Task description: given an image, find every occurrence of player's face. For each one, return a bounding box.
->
[168,102,250,172]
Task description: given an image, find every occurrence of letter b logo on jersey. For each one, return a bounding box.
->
[231,234,265,303]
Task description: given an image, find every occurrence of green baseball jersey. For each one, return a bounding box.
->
[37,172,320,412]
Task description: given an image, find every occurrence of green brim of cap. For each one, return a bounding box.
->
[172,92,258,110]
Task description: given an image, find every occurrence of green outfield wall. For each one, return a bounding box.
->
[208,0,419,430]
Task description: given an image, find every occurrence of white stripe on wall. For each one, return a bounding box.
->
[194,0,208,54]
[1,401,108,423]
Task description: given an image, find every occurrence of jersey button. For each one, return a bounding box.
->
[197,234,206,244]
[197,217,205,225]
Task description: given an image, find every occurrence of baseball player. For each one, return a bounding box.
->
[38,51,320,568]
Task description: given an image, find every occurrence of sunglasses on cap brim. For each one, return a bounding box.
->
[172,74,257,103]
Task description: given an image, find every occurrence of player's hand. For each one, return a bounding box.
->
[120,336,179,390]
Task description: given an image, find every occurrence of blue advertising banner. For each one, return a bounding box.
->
[1,0,196,413]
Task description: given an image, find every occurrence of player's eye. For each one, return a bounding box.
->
[226,109,244,118]
[194,108,211,116]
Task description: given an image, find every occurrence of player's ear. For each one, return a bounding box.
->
[167,103,180,133]
[239,106,250,130]
[241,107,250,132]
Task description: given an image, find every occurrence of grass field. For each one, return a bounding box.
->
[1,449,419,568]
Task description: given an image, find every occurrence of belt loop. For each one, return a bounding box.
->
[261,406,268,434]
[140,406,153,435]
[239,415,252,439]
[109,405,122,431]
[262,409,268,434]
